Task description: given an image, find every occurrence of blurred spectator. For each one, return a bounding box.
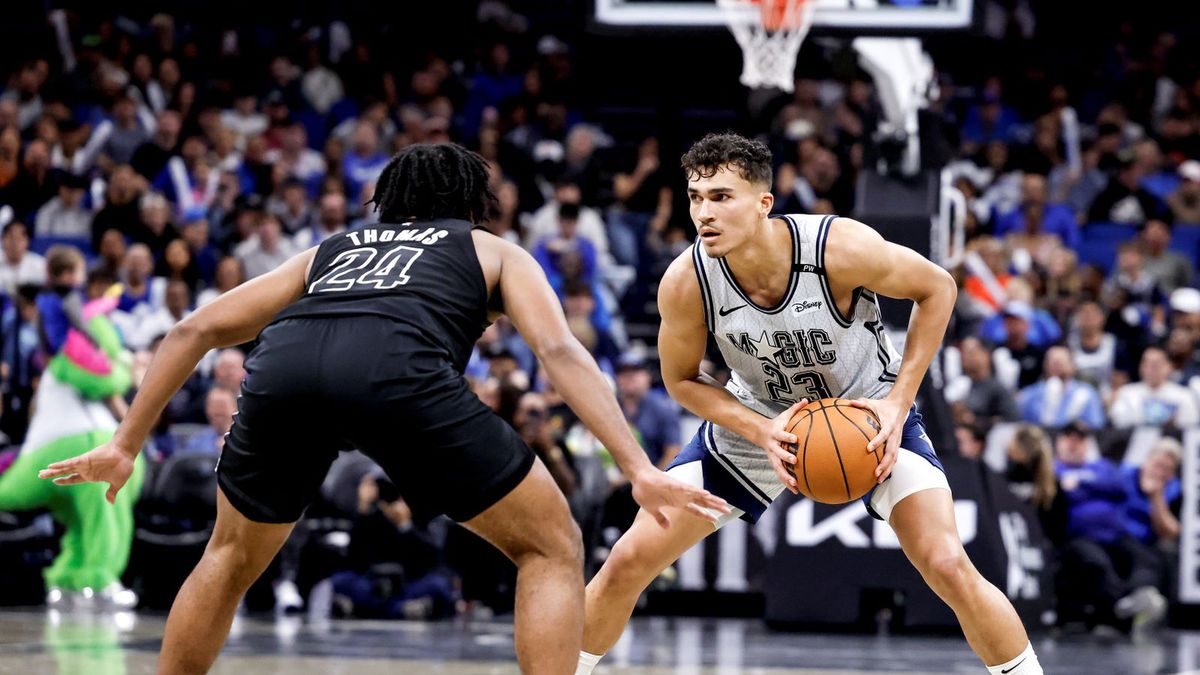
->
[1121,437,1182,547]
[484,179,521,244]
[1017,346,1106,430]
[979,295,1062,349]
[238,214,298,279]
[994,173,1080,249]
[197,257,246,306]
[0,221,45,294]
[1068,300,1120,394]
[293,192,348,250]
[961,79,1021,148]
[533,202,598,292]
[33,171,91,243]
[946,336,1019,426]
[615,353,681,470]
[130,110,181,182]
[158,239,201,291]
[1110,346,1199,429]
[1088,150,1169,224]
[180,387,237,455]
[180,216,220,286]
[329,472,457,619]
[92,165,147,250]
[133,191,181,256]
[211,349,245,394]
[112,244,167,348]
[220,92,268,146]
[1139,219,1192,293]
[342,122,388,200]
[1166,160,1200,223]
[954,422,986,460]
[0,284,40,443]
[1004,424,1068,545]
[513,392,577,496]
[1054,422,1168,631]
[0,138,56,218]
[1103,243,1166,337]
[126,279,191,351]
[609,137,670,268]
[270,177,317,235]
[524,181,610,261]
[268,123,326,194]
[991,301,1046,391]
[1048,141,1109,220]
[98,96,150,167]
[91,228,127,279]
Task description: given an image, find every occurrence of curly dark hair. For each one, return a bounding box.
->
[369,143,497,223]
[680,133,773,188]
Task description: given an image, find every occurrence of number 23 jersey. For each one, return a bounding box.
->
[693,214,902,421]
[271,218,488,374]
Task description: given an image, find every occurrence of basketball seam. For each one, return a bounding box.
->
[818,399,852,502]
[832,404,881,466]
[801,408,815,500]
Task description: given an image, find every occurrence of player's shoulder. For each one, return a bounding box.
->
[658,245,704,315]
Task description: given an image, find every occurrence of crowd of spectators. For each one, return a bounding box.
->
[1,3,1198,632]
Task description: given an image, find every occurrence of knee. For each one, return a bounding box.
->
[593,536,658,594]
[202,539,265,591]
[517,515,584,570]
[919,547,977,601]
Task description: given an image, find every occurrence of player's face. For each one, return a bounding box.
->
[687,166,771,258]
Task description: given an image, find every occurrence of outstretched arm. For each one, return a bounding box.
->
[40,248,317,501]
[825,217,957,482]
[496,241,730,527]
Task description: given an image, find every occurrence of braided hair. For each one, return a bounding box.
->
[369,143,497,224]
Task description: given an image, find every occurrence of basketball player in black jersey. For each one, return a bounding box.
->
[40,143,729,675]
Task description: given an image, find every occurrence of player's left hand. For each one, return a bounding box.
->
[848,397,908,484]
[38,441,135,504]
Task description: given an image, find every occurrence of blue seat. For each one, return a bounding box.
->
[29,235,91,257]
[1170,225,1200,269]
[1083,222,1139,244]
[1076,238,1120,275]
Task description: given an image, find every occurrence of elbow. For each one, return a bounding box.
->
[169,315,214,348]
[534,336,580,363]
[937,267,958,304]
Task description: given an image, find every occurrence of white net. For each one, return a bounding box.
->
[718,0,818,93]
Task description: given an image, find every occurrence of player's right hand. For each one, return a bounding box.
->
[758,400,807,495]
[38,441,135,504]
[631,468,731,529]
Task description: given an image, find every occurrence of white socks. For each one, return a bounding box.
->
[986,642,1042,675]
[575,650,603,675]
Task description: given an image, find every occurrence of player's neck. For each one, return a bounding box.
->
[723,217,791,290]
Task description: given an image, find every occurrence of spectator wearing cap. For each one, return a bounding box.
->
[1110,346,1200,429]
[1140,219,1192,293]
[994,172,1080,249]
[33,170,92,243]
[979,293,1061,349]
[1088,148,1169,224]
[615,353,681,471]
[1167,159,1200,223]
[990,301,1047,391]
[1054,421,1168,631]
[945,336,1019,426]
[1017,346,1106,430]
[0,221,46,295]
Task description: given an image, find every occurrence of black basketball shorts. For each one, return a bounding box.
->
[216,316,535,524]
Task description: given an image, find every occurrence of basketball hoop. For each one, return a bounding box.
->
[718,0,818,93]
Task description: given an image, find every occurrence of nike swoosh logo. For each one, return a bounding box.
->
[719,304,747,316]
[1001,657,1026,673]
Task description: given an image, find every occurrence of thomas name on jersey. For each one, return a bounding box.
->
[346,225,449,246]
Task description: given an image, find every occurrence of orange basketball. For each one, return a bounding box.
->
[786,398,882,504]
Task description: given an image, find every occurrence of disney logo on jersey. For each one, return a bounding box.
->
[791,298,824,316]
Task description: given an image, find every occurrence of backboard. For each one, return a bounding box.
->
[593,0,974,30]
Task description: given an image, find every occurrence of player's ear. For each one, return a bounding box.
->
[759,189,774,217]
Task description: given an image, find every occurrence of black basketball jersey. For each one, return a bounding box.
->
[270,218,489,373]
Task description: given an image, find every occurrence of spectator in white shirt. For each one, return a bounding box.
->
[1111,346,1200,429]
[33,171,92,242]
[237,214,298,279]
[0,221,46,295]
[523,181,610,261]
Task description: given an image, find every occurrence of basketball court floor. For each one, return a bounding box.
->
[1,609,1197,675]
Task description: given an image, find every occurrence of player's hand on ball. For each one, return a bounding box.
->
[759,399,807,495]
[632,469,731,529]
[38,441,135,504]
[848,397,906,483]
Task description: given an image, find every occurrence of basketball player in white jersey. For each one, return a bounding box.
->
[576,134,1043,675]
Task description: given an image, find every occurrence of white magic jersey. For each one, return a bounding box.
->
[689,214,904,505]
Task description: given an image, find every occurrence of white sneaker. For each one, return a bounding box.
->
[273,580,304,615]
[98,582,138,610]
[46,587,69,607]
[1115,586,1166,624]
